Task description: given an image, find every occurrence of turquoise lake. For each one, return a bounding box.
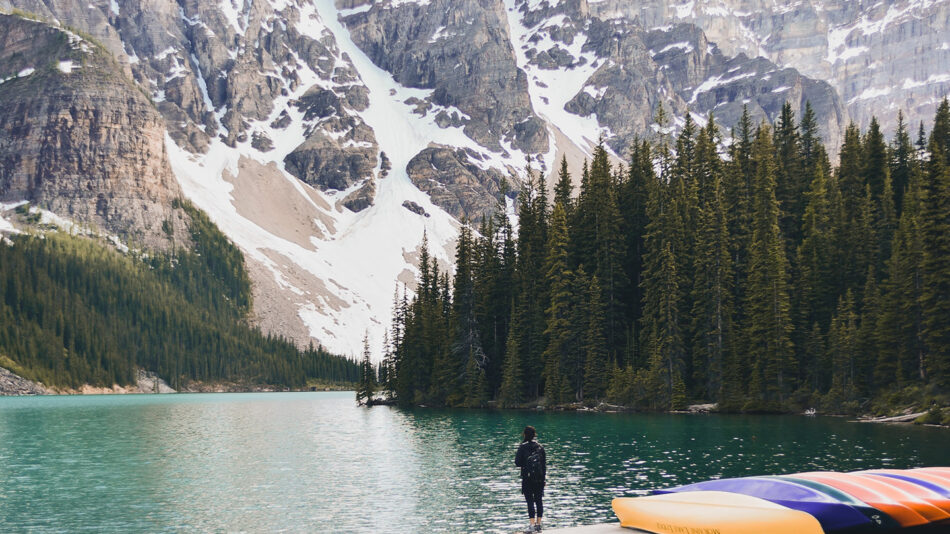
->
[0,392,947,532]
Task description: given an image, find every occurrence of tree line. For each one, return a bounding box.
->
[375,99,950,413]
[0,200,360,390]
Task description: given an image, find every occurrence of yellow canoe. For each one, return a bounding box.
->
[612,490,825,534]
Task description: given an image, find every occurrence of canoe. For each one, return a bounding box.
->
[912,468,950,485]
[794,471,933,527]
[612,490,825,534]
[774,475,901,529]
[853,472,950,519]
[653,476,881,532]
[866,470,950,500]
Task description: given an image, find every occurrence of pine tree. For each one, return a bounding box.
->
[643,242,685,410]
[891,110,915,213]
[858,268,882,394]
[879,161,927,385]
[356,333,376,406]
[584,276,609,401]
[827,291,858,407]
[724,106,756,339]
[498,313,525,407]
[836,123,874,296]
[542,203,574,399]
[920,102,950,387]
[690,120,733,402]
[863,118,890,204]
[743,124,795,410]
[554,155,574,217]
[774,101,806,250]
[515,168,550,399]
[621,140,654,368]
[797,165,838,331]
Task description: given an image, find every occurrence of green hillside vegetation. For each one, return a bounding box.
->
[0,200,359,390]
[380,100,950,416]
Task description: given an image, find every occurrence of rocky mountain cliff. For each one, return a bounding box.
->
[0,13,188,248]
[0,0,944,357]
[590,0,950,138]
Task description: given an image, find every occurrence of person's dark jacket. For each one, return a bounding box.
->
[515,439,546,492]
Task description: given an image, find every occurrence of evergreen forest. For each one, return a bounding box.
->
[0,200,359,390]
[378,100,950,415]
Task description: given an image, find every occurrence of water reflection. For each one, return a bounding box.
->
[0,393,946,533]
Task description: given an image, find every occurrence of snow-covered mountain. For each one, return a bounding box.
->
[590,0,950,136]
[0,0,943,358]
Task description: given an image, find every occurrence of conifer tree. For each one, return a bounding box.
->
[690,121,733,401]
[879,160,927,384]
[356,333,376,406]
[643,242,685,410]
[514,169,549,398]
[743,125,795,409]
[584,275,609,401]
[858,268,882,393]
[836,123,874,296]
[890,110,915,214]
[774,101,806,249]
[498,313,525,407]
[863,118,890,204]
[724,106,756,332]
[827,291,858,406]
[542,203,574,399]
[621,140,654,368]
[554,155,574,217]
[920,103,950,386]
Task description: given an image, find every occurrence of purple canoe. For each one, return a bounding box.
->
[653,476,890,532]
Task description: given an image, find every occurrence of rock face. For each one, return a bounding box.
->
[341,0,549,155]
[0,365,51,396]
[284,87,377,194]
[506,1,847,155]
[406,147,509,220]
[0,14,187,248]
[585,0,950,136]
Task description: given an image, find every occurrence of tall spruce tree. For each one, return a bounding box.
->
[498,312,526,407]
[920,100,950,386]
[584,275,609,400]
[542,202,574,402]
[690,120,733,402]
[356,333,376,406]
[891,110,915,215]
[514,169,549,398]
[621,140,654,368]
[743,125,795,410]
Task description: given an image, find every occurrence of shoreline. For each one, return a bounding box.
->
[3,366,947,428]
[0,365,353,397]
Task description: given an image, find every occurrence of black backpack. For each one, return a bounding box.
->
[523,443,543,481]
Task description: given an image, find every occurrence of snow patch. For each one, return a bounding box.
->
[690,71,756,104]
[504,0,607,159]
[57,60,74,74]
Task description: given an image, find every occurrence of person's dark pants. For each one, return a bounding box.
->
[524,485,543,519]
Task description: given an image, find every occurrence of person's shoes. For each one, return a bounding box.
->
[535,524,542,532]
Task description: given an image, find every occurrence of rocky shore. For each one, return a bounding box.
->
[0,366,175,396]
[0,366,52,396]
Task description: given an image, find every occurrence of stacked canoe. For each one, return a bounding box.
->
[612,468,950,533]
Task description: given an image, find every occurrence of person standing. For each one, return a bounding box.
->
[515,426,546,532]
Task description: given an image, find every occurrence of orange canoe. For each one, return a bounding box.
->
[913,467,950,485]
[794,472,932,527]
[851,472,950,519]
[612,491,825,534]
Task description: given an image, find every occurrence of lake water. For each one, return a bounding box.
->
[0,392,947,533]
